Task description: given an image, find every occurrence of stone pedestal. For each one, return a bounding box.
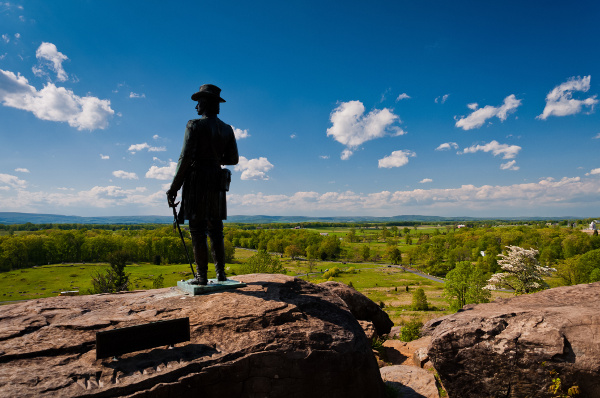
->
[176,278,246,295]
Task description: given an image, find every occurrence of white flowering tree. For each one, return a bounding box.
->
[485,245,555,295]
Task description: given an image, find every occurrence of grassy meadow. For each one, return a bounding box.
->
[0,244,513,327]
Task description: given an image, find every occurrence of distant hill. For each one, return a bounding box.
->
[0,212,173,225]
[0,212,580,225]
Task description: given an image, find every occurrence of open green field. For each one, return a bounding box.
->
[0,247,513,327]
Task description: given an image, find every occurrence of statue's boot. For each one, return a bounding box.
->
[192,235,208,285]
[210,236,227,282]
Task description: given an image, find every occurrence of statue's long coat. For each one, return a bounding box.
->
[170,115,239,223]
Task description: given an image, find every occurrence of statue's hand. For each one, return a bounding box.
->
[166,190,177,207]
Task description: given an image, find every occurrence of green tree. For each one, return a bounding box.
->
[345,228,358,243]
[411,288,429,311]
[443,261,491,312]
[385,246,402,265]
[362,245,371,262]
[284,244,303,260]
[241,250,286,274]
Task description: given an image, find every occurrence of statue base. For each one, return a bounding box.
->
[177,278,247,296]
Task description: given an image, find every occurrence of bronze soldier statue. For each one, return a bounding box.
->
[167,84,239,285]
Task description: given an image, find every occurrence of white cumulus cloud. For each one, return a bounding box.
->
[455,94,521,130]
[378,150,416,168]
[0,173,27,189]
[0,69,114,130]
[14,168,29,173]
[537,76,598,120]
[227,176,597,215]
[145,161,177,180]
[34,42,68,82]
[420,178,433,183]
[587,168,600,175]
[112,170,138,180]
[234,156,273,180]
[463,140,521,159]
[435,142,459,151]
[327,100,401,159]
[233,127,250,139]
[100,154,109,160]
[129,92,145,98]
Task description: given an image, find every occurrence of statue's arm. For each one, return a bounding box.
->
[169,121,195,193]
[222,125,239,166]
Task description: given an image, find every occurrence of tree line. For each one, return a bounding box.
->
[0,226,235,271]
[404,225,600,285]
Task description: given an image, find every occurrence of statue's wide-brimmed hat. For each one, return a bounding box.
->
[191,84,226,102]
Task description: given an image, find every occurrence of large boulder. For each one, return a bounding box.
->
[426,282,600,398]
[0,274,385,398]
[380,365,439,398]
[319,281,394,336]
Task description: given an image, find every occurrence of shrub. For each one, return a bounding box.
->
[90,250,130,293]
[152,274,164,289]
[323,266,341,279]
[400,319,423,342]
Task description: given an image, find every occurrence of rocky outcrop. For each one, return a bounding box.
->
[380,365,439,398]
[381,336,432,369]
[319,281,394,336]
[0,274,386,398]
[426,282,600,398]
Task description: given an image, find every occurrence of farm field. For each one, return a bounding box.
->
[0,247,513,327]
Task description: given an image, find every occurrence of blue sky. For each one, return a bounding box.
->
[1,1,600,218]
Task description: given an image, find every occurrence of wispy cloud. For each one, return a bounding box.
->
[420,178,433,183]
[463,140,521,159]
[128,142,166,154]
[234,156,274,180]
[455,95,521,130]
[378,150,416,168]
[0,173,27,189]
[112,170,138,180]
[0,69,114,130]
[14,168,29,173]
[396,93,410,101]
[500,160,519,171]
[327,100,404,160]
[537,76,598,120]
[435,94,449,104]
[129,92,146,98]
[435,142,459,151]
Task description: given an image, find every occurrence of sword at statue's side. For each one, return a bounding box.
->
[167,193,196,279]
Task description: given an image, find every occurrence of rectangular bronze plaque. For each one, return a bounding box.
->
[96,317,190,359]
